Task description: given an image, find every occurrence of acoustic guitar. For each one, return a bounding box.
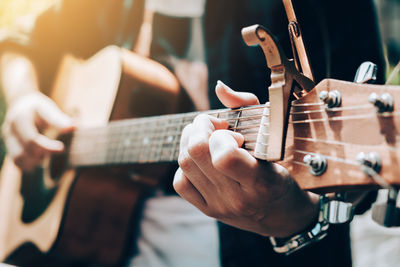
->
[1,49,400,266]
[0,46,183,266]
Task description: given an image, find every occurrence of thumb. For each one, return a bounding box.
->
[36,99,75,133]
[215,80,260,108]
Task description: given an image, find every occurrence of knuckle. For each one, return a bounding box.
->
[173,174,191,194]
[229,197,249,215]
[203,204,229,220]
[193,113,210,123]
[181,123,193,138]
[187,137,209,159]
[212,147,239,171]
[178,152,194,171]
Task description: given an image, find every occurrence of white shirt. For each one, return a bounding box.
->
[128,1,220,266]
[128,194,220,267]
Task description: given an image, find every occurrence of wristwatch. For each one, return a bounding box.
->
[269,196,330,255]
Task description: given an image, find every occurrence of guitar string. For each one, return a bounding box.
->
[70,126,400,161]
[67,104,400,164]
[71,101,377,136]
[69,133,396,176]
[69,110,399,158]
[70,104,384,143]
[288,150,394,189]
[69,110,396,154]
[290,104,372,115]
[69,100,380,139]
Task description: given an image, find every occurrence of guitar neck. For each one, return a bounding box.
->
[52,78,400,192]
[68,105,266,167]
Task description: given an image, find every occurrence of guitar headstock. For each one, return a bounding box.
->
[281,79,400,193]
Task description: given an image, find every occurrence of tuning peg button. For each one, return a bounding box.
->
[303,154,327,176]
[356,152,382,174]
[354,61,377,84]
[319,90,341,108]
[368,92,394,113]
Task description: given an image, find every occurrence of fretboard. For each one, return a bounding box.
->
[68,105,266,167]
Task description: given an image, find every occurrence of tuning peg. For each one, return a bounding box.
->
[321,193,355,224]
[354,61,377,84]
[372,189,400,227]
[303,154,327,176]
[318,90,342,108]
[368,92,394,113]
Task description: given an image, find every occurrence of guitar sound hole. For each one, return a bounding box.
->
[49,132,72,181]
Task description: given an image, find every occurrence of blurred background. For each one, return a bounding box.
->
[0,0,399,266]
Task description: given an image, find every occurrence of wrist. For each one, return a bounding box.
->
[266,186,320,238]
[269,195,329,255]
[283,192,320,237]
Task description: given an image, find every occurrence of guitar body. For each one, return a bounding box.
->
[0,46,181,266]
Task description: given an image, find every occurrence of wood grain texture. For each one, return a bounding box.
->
[282,79,400,192]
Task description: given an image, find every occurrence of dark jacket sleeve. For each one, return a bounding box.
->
[205,0,385,108]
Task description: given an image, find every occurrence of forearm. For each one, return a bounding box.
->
[0,52,41,106]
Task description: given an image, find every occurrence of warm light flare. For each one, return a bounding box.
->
[0,0,57,30]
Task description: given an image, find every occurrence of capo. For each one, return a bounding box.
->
[241,25,314,161]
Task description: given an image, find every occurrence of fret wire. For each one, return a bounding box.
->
[226,115,264,122]
[207,104,268,116]
[233,109,242,132]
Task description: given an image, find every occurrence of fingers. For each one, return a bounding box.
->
[181,115,228,180]
[178,114,245,198]
[36,97,75,132]
[11,111,65,153]
[208,130,258,186]
[173,168,207,209]
[3,132,42,171]
[178,115,223,197]
[215,80,260,108]
[2,93,74,171]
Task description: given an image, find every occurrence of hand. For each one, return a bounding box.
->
[174,81,319,237]
[2,92,74,172]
